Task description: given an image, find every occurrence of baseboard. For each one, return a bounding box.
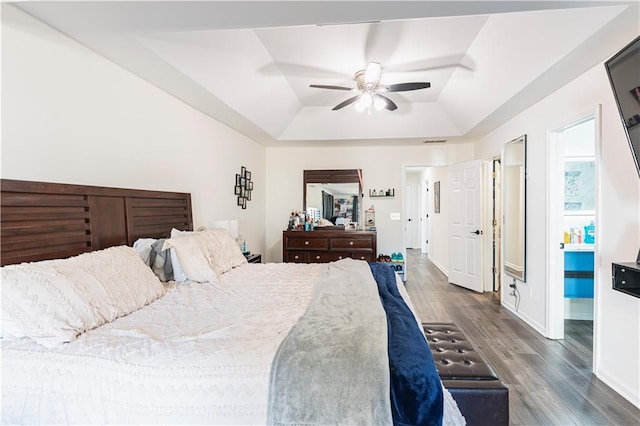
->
[429,257,448,276]
[501,301,547,337]
[594,368,640,409]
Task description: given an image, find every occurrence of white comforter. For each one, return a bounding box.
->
[2,261,464,425]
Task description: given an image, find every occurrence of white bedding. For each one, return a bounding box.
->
[2,261,464,425]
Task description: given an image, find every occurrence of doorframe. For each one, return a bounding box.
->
[422,178,429,254]
[405,183,418,249]
[492,157,502,292]
[545,105,601,360]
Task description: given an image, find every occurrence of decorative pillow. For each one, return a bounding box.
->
[1,310,27,339]
[133,238,174,282]
[169,228,193,282]
[1,246,165,347]
[162,232,218,283]
[198,228,248,275]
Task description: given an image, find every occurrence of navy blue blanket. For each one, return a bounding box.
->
[369,262,444,426]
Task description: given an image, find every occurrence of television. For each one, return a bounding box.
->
[605,35,640,177]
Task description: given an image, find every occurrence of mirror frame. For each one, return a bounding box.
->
[303,169,363,225]
[502,135,527,282]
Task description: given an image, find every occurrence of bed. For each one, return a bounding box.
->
[1,179,465,425]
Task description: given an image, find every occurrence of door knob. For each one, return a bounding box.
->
[471,230,483,235]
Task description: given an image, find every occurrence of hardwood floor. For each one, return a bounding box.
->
[404,249,640,426]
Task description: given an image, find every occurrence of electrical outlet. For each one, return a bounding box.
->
[390,212,401,221]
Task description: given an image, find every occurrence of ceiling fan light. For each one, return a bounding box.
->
[373,95,386,111]
[355,92,373,111]
[364,62,381,85]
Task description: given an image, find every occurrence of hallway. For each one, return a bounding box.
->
[404,249,639,425]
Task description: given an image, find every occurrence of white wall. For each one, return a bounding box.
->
[265,145,473,263]
[474,59,640,406]
[421,167,450,274]
[1,6,267,254]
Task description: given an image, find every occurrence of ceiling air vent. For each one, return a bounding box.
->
[423,140,447,144]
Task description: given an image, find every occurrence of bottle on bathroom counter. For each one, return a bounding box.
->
[584,221,596,244]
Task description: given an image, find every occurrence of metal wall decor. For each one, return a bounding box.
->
[235,166,252,209]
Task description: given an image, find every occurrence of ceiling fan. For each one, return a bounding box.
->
[309,62,430,112]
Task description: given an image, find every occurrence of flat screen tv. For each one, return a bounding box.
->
[605,35,640,177]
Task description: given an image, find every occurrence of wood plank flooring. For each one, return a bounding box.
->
[404,249,640,426]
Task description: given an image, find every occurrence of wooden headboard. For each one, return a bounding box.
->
[1,179,193,266]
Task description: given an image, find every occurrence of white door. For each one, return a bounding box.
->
[405,184,415,248]
[449,160,484,292]
[422,180,430,255]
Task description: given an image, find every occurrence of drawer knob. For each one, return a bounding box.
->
[305,241,309,245]
[294,255,299,259]
[621,268,626,272]
[360,256,365,260]
[338,256,343,259]
[350,241,354,246]
[621,280,626,284]
[316,255,321,260]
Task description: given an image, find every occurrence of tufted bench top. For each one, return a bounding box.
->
[423,322,509,426]
[423,322,499,381]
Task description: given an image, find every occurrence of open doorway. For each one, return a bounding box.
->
[547,111,599,362]
[404,167,428,254]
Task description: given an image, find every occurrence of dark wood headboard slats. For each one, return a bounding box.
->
[133,215,190,226]
[2,209,90,222]
[1,179,193,266]
[2,233,92,251]
[2,243,93,266]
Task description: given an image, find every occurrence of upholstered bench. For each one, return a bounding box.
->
[422,323,509,426]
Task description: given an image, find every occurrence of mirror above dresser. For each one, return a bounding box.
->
[303,169,363,227]
[283,169,376,264]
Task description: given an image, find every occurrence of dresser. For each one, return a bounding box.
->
[282,230,377,263]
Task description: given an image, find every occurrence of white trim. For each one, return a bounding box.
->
[595,369,640,409]
[546,126,565,339]
[502,302,547,337]
[546,108,600,341]
[429,257,448,277]
[482,160,494,292]
[592,104,602,376]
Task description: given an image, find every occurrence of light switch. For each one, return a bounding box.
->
[390,212,401,220]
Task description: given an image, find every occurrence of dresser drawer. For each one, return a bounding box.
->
[351,252,375,262]
[286,251,308,263]
[330,236,374,251]
[285,235,328,250]
[306,252,344,263]
[282,230,377,264]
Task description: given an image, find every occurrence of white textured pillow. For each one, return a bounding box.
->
[1,310,27,339]
[1,246,165,347]
[162,232,219,283]
[199,228,248,275]
[169,228,191,282]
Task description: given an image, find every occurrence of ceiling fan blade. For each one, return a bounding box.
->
[332,95,361,111]
[364,62,382,85]
[384,82,431,92]
[375,94,397,111]
[310,84,354,91]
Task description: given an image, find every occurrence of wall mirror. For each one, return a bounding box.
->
[303,169,363,227]
[503,135,527,282]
